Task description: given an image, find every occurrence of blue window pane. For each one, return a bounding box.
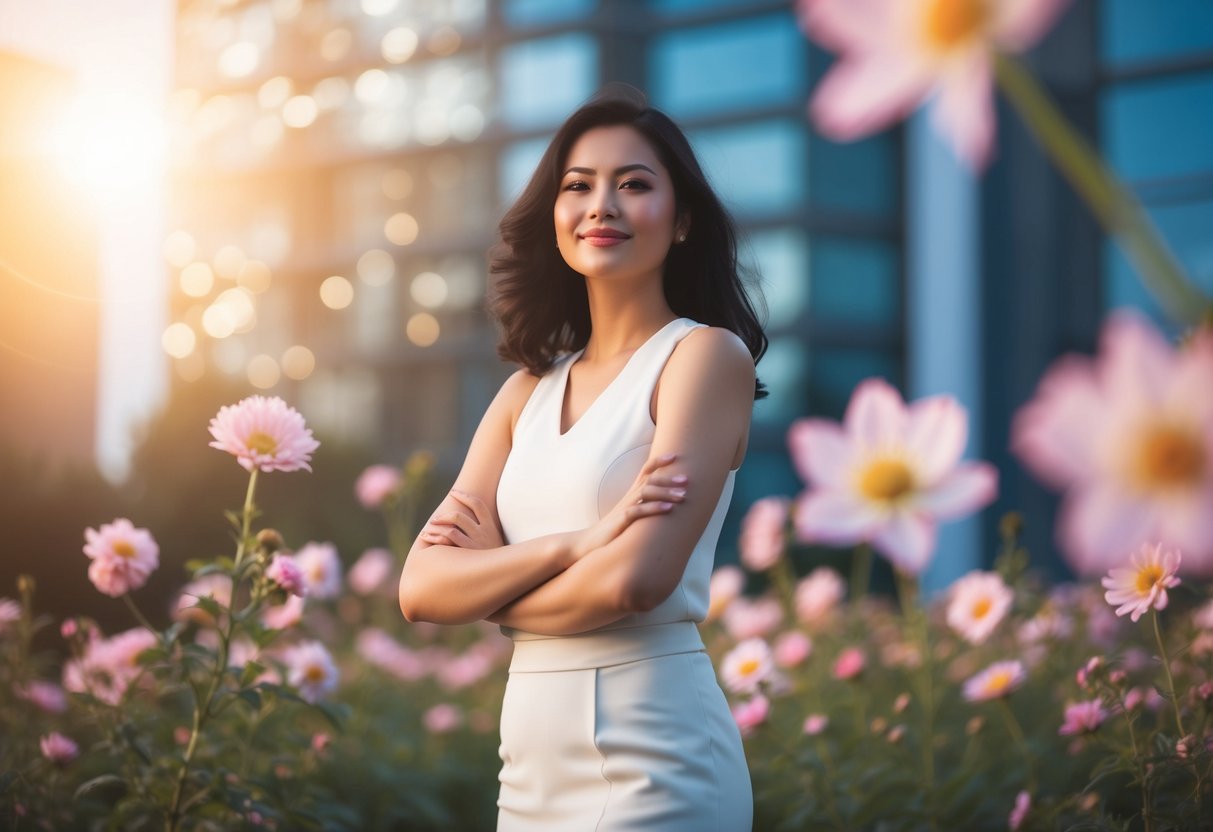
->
[689,121,807,217]
[744,229,809,331]
[1104,198,1213,330]
[650,14,807,118]
[503,0,596,27]
[811,350,901,421]
[1102,71,1213,182]
[499,138,549,206]
[1101,0,1213,67]
[809,131,897,217]
[499,35,598,129]
[754,336,809,426]
[650,0,760,14]
[810,239,899,326]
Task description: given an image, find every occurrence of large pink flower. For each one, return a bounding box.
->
[208,395,319,473]
[1101,543,1181,623]
[1012,314,1213,576]
[790,379,998,574]
[83,519,159,597]
[799,0,1072,168]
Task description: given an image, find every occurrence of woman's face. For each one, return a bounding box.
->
[554,125,684,285]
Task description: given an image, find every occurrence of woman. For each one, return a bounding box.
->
[399,87,766,831]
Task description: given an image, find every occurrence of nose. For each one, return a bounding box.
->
[588,187,618,220]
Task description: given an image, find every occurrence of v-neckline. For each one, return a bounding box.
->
[556,318,682,437]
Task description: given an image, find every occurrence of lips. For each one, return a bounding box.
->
[579,227,631,247]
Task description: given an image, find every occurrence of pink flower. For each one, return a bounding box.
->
[265,554,306,597]
[721,638,775,694]
[946,571,1014,645]
[789,379,997,574]
[962,660,1026,702]
[174,575,233,627]
[82,519,159,597]
[706,566,745,621]
[0,598,20,634]
[739,497,789,572]
[355,465,402,509]
[1193,599,1213,630]
[348,548,394,596]
[773,631,813,668]
[803,714,829,735]
[40,732,78,765]
[731,694,770,737]
[292,542,342,600]
[1009,790,1031,831]
[833,647,866,680]
[15,680,68,714]
[722,596,784,641]
[356,628,427,681]
[1058,699,1108,735]
[424,703,463,734]
[262,594,305,630]
[1012,315,1213,576]
[794,567,847,626]
[62,628,157,706]
[435,651,493,691]
[208,395,319,473]
[799,0,1072,169]
[1101,543,1181,622]
[282,640,339,703]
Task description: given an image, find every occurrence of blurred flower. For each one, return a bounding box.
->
[60,618,79,639]
[82,519,159,597]
[0,598,19,634]
[436,650,493,691]
[794,567,847,626]
[1075,655,1104,689]
[1123,687,1146,712]
[894,693,911,714]
[174,575,233,627]
[706,566,745,621]
[356,628,427,681]
[1012,314,1213,576]
[887,724,906,744]
[731,694,770,737]
[833,647,866,680]
[40,732,78,766]
[1176,734,1199,760]
[424,703,463,734]
[739,497,789,572]
[1101,543,1181,623]
[1193,599,1213,630]
[262,595,305,630]
[789,379,997,574]
[356,465,402,509]
[721,638,775,694]
[208,395,319,473]
[348,548,394,596]
[283,640,339,703]
[266,554,307,597]
[15,680,68,714]
[962,660,1026,702]
[722,596,783,641]
[798,0,1071,168]
[63,627,157,706]
[293,542,343,599]
[1009,790,1031,831]
[1058,699,1108,735]
[803,714,829,735]
[773,631,813,668]
[946,571,1013,645]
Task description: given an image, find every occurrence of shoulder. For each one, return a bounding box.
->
[669,326,755,387]
[491,368,542,426]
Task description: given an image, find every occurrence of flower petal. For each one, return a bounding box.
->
[797,0,902,51]
[788,419,856,488]
[1011,355,1105,490]
[810,51,935,142]
[930,53,996,170]
[993,0,1074,52]
[915,463,998,519]
[844,378,909,449]
[1057,486,1155,577]
[1099,312,1175,410]
[793,490,882,545]
[1156,486,1213,578]
[905,395,967,483]
[872,512,936,574]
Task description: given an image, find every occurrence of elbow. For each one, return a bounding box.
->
[617,575,672,614]
[397,565,426,623]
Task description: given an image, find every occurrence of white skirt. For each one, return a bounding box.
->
[497,632,752,832]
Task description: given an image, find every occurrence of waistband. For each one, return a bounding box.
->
[507,620,705,673]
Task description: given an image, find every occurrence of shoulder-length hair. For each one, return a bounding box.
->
[488,86,768,399]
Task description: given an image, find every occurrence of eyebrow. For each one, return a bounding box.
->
[562,163,658,178]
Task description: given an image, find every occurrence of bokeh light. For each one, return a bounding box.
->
[180,263,215,298]
[218,42,261,78]
[49,90,167,202]
[406,313,440,347]
[282,345,316,380]
[258,76,293,109]
[213,245,246,280]
[161,323,197,359]
[282,96,319,128]
[247,354,281,389]
[237,260,273,293]
[410,272,447,308]
[215,287,257,332]
[362,0,400,15]
[357,249,395,286]
[385,213,419,245]
[382,27,419,63]
[381,168,413,200]
[320,275,355,309]
[320,28,354,62]
[163,231,197,268]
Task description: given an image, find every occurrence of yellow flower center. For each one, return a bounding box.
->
[859,459,915,502]
[738,658,761,677]
[922,0,989,51]
[1135,565,1164,595]
[246,431,278,456]
[971,598,991,620]
[986,670,1012,694]
[1134,425,1205,492]
[304,665,327,684]
[113,540,136,559]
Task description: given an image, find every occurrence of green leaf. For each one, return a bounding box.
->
[240,660,266,687]
[312,701,350,733]
[237,688,262,710]
[74,774,128,801]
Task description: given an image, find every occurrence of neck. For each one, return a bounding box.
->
[580,273,676,362]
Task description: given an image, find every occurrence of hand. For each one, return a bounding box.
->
[419,490,504,550]
[566,453,687,563]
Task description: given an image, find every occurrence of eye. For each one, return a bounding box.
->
[562,180,589,192]
[620,179,652,191]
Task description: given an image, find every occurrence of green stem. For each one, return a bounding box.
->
[121,594,157,635]
[232,468,259,573]
[1120,696,1152,832]
[1152,609,1186,738]
[770,553,799,622]
[895,570,937,829]
[851,543,872,602]
[994,53,1211,325]
[996,698,1037,794]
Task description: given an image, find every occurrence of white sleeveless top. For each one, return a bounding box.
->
[495,317,736,668]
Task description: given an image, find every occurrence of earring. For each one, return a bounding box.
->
[678,234,686,243]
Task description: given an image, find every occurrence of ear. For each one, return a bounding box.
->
[674,212,691,243]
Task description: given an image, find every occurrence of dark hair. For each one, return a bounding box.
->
[488,86,767,399]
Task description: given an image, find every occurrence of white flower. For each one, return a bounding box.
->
[720,638,774,694]
[946,571,1014,645]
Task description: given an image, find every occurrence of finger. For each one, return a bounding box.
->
[639,484,687,503]
[639,453,678,477]
[420,529,456,546]
[449,489,487,524]
[430,511,478,530]
[624,501,675,523]
[645,472,689,487]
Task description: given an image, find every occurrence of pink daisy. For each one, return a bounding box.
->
[1101,542,1181,623]
[731,694,770,737]
[265,554,307,597]
[946,570,1014,645]
[962,660,1026,702]
[82,519,159,597]
[720,638,775,694]
[794,567,847,626]
[739,497,790,572]
[355,465,402,509]
[40,732,79,765]
[283,640,339,703]
[348,548,394,596]
[208,395,319,473]
[292,542,343,600]
[1058,699,1108,735]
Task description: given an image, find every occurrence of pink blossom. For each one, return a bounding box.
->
[722,596,784,641]
[1009,790,1031,831]
[208,395,319,473]
[1058,699,1108,735]
[40,732,78,765]
[798,0,1072,169]
[794,567,847,626]
[962,660,1026,702]
[60,618,79,639]
[1075,655,1103,689]
[1012,314,1213,576]
[293,542,342,600]
[731,694,770,737]
[0,598,19,633]
[283,640,339,703]
[62,628,157,706]
[739,497,789,572]
[803,714,829,735]
[721,638,775,694]
[773,631,813,668]
[789,379,997,574]
[706,566,745,621]
[1193,599,1213,630]
[15,680,67,714]
[262,594,305,630]
[356,465,402,509]
[1123,687,1146,712]
[265,554,307,597]
[348,548,394,596]
[82,519,159,597]
[946,571,1013,645]
[174,575,233,627]
[356,628,426,681]
[311,732,332,755]
[833,647,866,680]
[424,703,463,734]
[1101,543,1181,622]
[435,651,493,691]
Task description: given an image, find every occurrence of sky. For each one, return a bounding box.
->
[0,0,175,481]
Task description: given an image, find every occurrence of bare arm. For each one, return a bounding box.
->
[487,328,755,635]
